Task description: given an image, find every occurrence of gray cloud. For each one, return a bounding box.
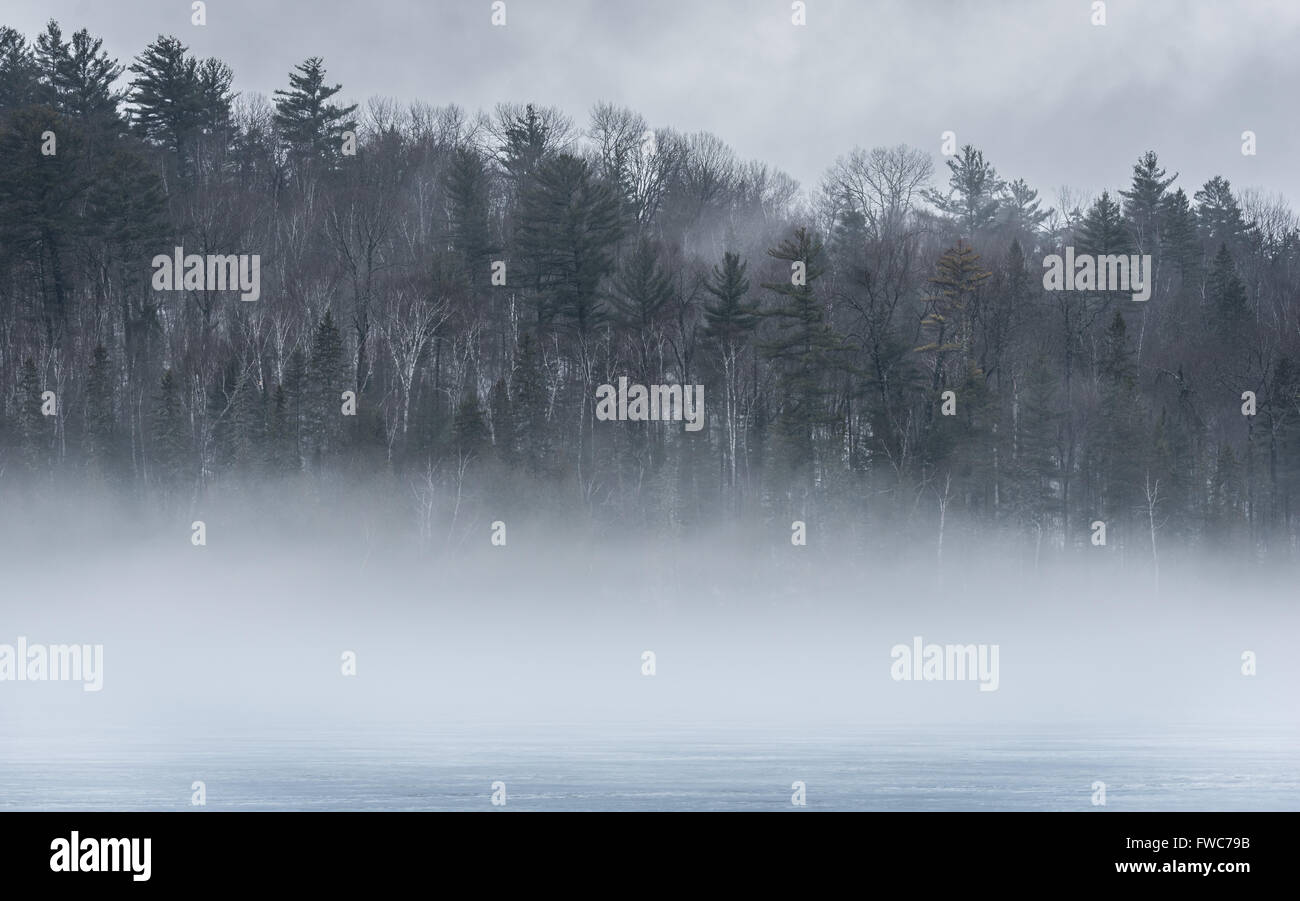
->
[10,0,1300,207]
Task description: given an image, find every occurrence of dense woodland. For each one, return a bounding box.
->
[1,21,1298,563]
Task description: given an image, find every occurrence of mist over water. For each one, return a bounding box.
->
[2,495,1295,810]
[0,4,1298,813]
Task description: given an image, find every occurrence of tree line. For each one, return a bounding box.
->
[1,20,1297,563]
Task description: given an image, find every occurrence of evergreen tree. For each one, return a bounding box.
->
[1120,151,1177,254]
[1207,243,1250,344]
[1012,354,1060,543]
[1264,356,1300,541]
[510,332,553,476]
[85,344,118,478]
[0,27,39,111]
[34,23,123,144]
[488,377,513,464]
[1160,188,1200,282]
[0,105,89,341]
[195,57,234,136]
[1076,191,1132,256]
[916,241,990,391]
[517,153,623,337]
[701,250,759,499]
[982,239,1030,390]
[998,178,1051,240]
[208,357,258,479]
[283,349,308,465]
[15,357,46,475]
[830,206,868,272]
[609,238,673,380]
[273,57,357,169]
[923,145,1004,237]
[31,21,65,100]
[265,383,298,476]
[1194,176,1250,251]
[128,35,201,169]
[703,251,759,344]
[498,103,560,192]
[1207,444,1244,549]
[306,312,347,467]
[1096,311,1143,535]
[445,145,496,287]
[760,227,848,477]
[151,368,189,495]
[452,389,490,460]
[86,145,168,359]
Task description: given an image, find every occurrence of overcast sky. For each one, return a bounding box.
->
[8,0,1300,211]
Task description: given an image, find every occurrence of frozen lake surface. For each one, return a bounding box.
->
[1,724,1295,811]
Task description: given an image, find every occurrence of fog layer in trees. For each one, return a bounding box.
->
[1,21,1298,569]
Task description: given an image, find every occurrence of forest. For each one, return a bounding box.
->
[0,20,1297,566]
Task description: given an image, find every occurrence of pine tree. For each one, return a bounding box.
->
[128,35,201,170]
[916,241,990,391]
[1076,191,1132,256]
[998,178,1051,240]
[488,377,513,465]
[265,383,298,476]
[34,23,123,146]
[208,357,257,480]
[830,206,868,272]
[923,145,1004,237]
[306,311,347,466]
[195,57,234,136]
[1194,176,1251,251]
[609,238,673,380]
[1120,151,1177,254]
[1096,311,1143,536]
[445,145,496,287]
[0,27,39,110]
[273,57,357,169]
[760,227,848,478]
[1147,404,1193,544]
[1160,188,1200,283]
[15,357,45,475]
[86,145,168,344]
[515,150,621,507]
[1264,356,1300,544]
[151,368,189,495]
[1207,243,1250,344]
[517,153,623,336]
[282,349,307,466]
[983,240,1029,389]
[510,332,553,476]
[31,21,65,101]
[498,103,559,192]
[452,389,490,461]
[0,105,89,341]
[610,239,673,329]
[1207,444,1244,550]
[703,251,759,344]
[702,251,759,499]
[84,344,118,479]
[1013,354,1060,545]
